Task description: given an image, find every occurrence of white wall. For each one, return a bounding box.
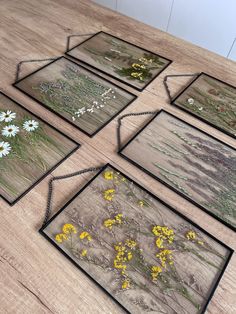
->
[93,0,236,61]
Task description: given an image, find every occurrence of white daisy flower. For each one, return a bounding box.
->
[2,125,20,137]
[0,110,16,122]
[0,141,11,158]
[23,120,39,132]
[187,98,195,105]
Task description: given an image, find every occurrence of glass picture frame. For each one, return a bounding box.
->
[0,92,80,205]
[40,164,233,314]
[65,31,172,91]
[13,56,137,137]
[171,72,236,139]
[119,110,236,232]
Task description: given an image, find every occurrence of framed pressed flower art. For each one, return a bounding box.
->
[171,73,236,138]
[40,164,233,314]
[0,92,80,205]
[119,110,236,231]
[65,31,172,91]
[13,56,137,137]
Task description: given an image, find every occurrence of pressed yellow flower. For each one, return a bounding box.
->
[131,72,142,78]
[138,200,144,207]
[104,214,123,229]
[197,240,204,245]
[62,223,77,234]
[115,213,123,223]
[104,189,115,201]
[125,239,137,249]
[103,171,114,180]
[186,230,196,240]
[79,231,92,241]
[55,233,68,243]
[132,63,146,70]
[81,249,87,257]
[156,249,173,268]
[152,226,174,240]
[151,265,162,281]
[122,279,130,289]
[104,218,116,229]
[139,57,148,63]
[156,237,164,248]
[127,252,133,261]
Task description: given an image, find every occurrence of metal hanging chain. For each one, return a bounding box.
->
[66,33,97,52]
[42,166,104,228]
[163,73,200,103]
[15,57,59,83]
[117,110,157,151]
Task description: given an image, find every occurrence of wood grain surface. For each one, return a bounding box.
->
[0,0,235,313]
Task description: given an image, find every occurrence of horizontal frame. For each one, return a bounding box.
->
[13,56,138,138]
[118,109,236,232]
[39,163,233,314]
[0,91,80,206]
[65,31,173,92]
[171,72,236,139]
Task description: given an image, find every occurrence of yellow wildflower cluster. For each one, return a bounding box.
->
[139,57,154,64]
[80,249,87,257]
[103,213,123,230]
[125,239,137,249]
[152,225,174,245]
[151,266,162,281]
[132,63,146,70]
[103,170,126,185]
[156,249,173,268]
[185,230,196,240]
[103,170,114,180]
[152,225,175,270]
[104,189,115,201]
[55,233,68,243]
[113,239,136,289]
[121,279,131,290]
[185,230,204,246]
[55,223,77,243]
[131,72,143,80]
[62,223,77,234]
[79,231,92,241]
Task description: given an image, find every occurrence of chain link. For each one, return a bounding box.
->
[42,166,104,227]
[66,33,96,52]
[117,111,157,151]
[15,57,59,83]
[163,73,200,103]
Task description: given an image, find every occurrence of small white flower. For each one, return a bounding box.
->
[87,108,94,113]
[0,110,16,122]
[75,107,86,117]
[23,120,39,132]
[72,116,75,121]
[198,107,203,111]
[187,98,195,105]
[0,141,11,158]
[2,125,20,137]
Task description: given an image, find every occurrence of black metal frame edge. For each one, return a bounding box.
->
[0,91,81,206]
[118,108,236,232]
[171,72,236,139]
[13,56,138,138]
[65,31,173,92]
[39,162,233,314]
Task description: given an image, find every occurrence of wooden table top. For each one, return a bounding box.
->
[0,0,235,313]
